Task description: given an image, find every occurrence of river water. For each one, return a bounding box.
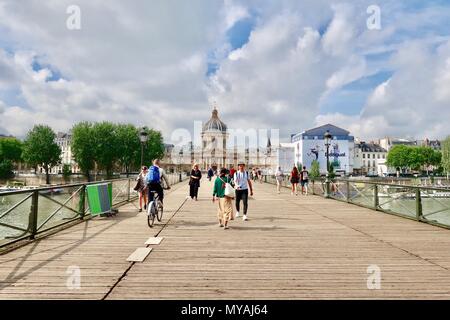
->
[0,174,184,244]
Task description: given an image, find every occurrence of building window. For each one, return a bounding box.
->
[363,154,365,159]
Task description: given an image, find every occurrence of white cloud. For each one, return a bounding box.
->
[0,0,228,137]
[209,6,367,137]
[0,0,450,142]
[223,0,250,29]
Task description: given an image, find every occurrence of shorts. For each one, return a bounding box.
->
[301,179,309,187]
[290,177,299,184]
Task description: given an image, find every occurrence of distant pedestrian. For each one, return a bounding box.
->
[257,168,263,183]
[207,167,214,181]
[290,166,300,196]
[135,166,148,212]
[252,168,257,182]
[300,166,309,195]
[234,163,254,221]
[275,167,284,194]
[189,164,202,200]
[213,168,234,230]
[229,165,236,179]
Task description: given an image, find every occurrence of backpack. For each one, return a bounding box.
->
[302,170,309,180]
[147,166,161,184]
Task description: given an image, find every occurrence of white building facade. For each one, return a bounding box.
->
[49,132,80,174]
[353,141,388,176]
[291,124,355,175]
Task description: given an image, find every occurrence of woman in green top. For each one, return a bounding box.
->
[213,168,234,230]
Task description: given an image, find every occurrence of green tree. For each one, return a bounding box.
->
[138,128,165,168]
[386,145,411,173]
[309,160,320,179]
[408,147,425,171]
[0,137,23,163]
[0,160,14,179]
[116,124,140,176]
[71,122,96,182]
[92,122,118,178]
[22,125,61,185]
[442,136,450,179]
[419,147,441,175]
[328,162,336,180]
[0,137,23,179]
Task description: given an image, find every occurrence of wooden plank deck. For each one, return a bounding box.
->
[1,180,450,299]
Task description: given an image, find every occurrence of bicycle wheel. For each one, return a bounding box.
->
[156,200,164,222]
[147,201,156,228]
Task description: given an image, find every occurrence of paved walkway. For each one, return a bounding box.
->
[1,180,450,299]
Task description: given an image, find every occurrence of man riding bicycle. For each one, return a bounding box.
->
[146,159,171,205]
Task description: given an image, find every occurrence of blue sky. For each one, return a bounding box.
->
[1,1,450,140]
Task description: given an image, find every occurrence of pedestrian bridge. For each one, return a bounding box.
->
[1,179,450,299]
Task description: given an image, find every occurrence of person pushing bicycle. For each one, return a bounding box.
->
[146,159,171,205]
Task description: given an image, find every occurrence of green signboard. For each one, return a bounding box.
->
[86,183,112,216]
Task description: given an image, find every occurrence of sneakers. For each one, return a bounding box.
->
[224,225,229,230]
[243,215,248,221]
[235,211,240,218]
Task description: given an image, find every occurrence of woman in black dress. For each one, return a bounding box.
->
[189,164,202,200]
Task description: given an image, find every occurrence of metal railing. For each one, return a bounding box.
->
[0,172,188,249]
[264,175,450,230]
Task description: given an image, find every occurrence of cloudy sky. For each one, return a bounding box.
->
[0,0,450,143]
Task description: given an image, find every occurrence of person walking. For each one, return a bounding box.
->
[189,164,202,200]
[275,166,284,194]
[290,166,300,196]
[229,165,236,179]
[300,166,309,195]
[252,168,257,182]
[234,163,254,221]
[136,166,148,212]
[207,166,214,181]
[213,168,234,230]
[257,168,263,184]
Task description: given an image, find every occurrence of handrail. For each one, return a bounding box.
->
[263,174,450,230]
[0,177,134,196]
[0,172,188,250]
[319,178,450,192]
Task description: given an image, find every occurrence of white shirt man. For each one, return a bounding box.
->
[233,163,254,221]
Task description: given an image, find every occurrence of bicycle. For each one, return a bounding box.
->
[147,188,169,227]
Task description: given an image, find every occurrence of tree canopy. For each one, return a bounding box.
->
[0,137,23,163]
[22,125,61,184]
[442,136,450,177]
[71,122,165,180]
[387,145,442,174]
[309,160,320,179]
[71,122,96,181]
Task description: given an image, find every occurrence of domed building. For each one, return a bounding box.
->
[201,107,228,170]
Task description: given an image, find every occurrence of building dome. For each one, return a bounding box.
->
[203,108,227,132]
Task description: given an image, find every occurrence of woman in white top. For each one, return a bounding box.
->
[275,167,284,194]
[136,166,148,212]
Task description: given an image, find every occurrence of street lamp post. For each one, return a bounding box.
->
[139,127,149,168]
[324,130,333,198]
[178,150,183,182]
